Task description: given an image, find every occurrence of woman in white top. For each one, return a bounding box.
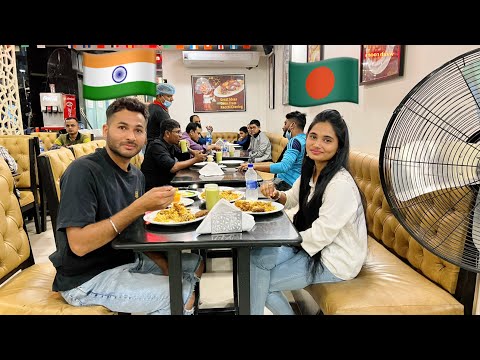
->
[250,109,368,315]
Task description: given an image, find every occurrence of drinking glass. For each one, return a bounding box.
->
[205,184,220,210]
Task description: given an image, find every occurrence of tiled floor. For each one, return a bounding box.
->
[26,216,297,315]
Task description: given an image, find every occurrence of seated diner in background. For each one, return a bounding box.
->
[239,111,306,191]
[190,114,213,145]
[234,126,251,150]
[141,119,207,191]
[180,122,221,154]
[50,117,91,149]
[247,119,272,163]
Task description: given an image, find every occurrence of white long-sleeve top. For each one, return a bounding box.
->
[284,168,367,280]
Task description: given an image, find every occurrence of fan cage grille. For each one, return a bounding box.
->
[380,48,480,272]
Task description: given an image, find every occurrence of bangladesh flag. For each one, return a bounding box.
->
[289,57,359,107]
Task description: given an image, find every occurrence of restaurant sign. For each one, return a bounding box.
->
[192,74,246,113]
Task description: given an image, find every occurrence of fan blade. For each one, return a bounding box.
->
[390,140,480,201]
[472,190,480,252]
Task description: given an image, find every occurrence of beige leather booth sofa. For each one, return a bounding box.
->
[0,157,114,314]
[292,151,476,315]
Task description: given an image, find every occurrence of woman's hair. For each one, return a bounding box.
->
[292,109,365,278]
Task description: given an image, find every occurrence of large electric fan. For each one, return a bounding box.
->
[46,48,75,95]
[380,48,480,273]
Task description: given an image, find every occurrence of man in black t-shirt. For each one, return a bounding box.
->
[49,97,204,315]
[146,83,175,149]
[141,119,207,191]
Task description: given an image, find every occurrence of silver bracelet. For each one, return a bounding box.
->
[109,217,121,235]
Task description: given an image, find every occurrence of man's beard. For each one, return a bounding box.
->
[107,139,140,160]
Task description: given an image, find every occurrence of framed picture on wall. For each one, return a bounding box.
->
[282,45,291,105]
[268,54,275,109]
[360,45,405,85]
[307,45,323,63]
[191,74,246,112]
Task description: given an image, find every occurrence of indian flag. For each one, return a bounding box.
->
[83,49,156,100]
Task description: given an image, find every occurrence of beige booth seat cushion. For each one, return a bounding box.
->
[0,263,114,315]
[305,237,464,315]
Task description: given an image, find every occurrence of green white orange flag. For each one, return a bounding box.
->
[83,49,156,100]
[289,57,359,107]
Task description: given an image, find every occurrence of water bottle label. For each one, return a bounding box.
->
[246,180,258,190]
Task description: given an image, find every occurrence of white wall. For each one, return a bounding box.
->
[162,51,269,134]
[266,45,480,156]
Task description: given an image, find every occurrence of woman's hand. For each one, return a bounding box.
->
[260,180,277,199]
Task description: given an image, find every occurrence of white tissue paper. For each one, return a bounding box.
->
[196,199,255,234]
[198,162,225,177]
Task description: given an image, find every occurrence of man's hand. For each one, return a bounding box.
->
[140,186,176,212]
[206,125,214,132]
[193,151,208,163]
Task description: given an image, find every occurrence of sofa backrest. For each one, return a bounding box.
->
[348,150,472,295]
[69,139,106,158]
[31,132,58,151]
[0,157,33,284]
[0,135,38,190]
[266,132,288,163]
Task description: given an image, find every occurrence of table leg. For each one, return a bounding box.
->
[167,249,183,315]
[236,247,251,315]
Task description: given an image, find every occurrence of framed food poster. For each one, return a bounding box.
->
[360,45,405,85]
[307,45,323,63]
[192,74,246,112]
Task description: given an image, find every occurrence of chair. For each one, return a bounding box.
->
[37,147,76,240]
[31,132,59,151]
[0,157,115,314]
[0,135,44,233]
[68,140,106,158]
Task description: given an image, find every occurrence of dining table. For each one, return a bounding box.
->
[171,165,262,187]
[111,196,302,315]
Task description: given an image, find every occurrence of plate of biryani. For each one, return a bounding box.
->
[144,203,209,226]
[199,188,244,203]
[233,200,284,215]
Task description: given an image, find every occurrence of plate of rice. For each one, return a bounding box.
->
[144,203,208,226]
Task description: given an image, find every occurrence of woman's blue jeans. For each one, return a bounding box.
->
[61,252,201,315]
[250,246,342,315]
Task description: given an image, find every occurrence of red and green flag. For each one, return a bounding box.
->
[289,57,358,107]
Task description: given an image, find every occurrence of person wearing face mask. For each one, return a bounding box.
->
[146,83,176,150]
[239,111,306,191]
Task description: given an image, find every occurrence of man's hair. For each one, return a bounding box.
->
[160,119,181,137]
[105,97,148,124]
[249,119,261,127]
[239,126,248,133]
[65,117,79,123]
[189,114,199,122]
[286,111,307,130]
[186,122,201,133]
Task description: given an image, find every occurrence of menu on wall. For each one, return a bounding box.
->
[192,74,246,113]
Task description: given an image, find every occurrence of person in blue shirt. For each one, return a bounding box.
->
[234,126,251,150]
[190,114,213,145]
[239,111,306,190]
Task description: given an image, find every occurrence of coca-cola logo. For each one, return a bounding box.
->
[65,102,73,108]
[42,95,59,102]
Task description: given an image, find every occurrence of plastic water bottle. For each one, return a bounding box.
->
[245,163,258,201]
[206,129,212,146]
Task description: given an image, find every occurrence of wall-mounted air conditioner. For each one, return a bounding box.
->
[182,51,261,68]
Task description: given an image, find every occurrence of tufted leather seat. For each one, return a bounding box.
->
[0,135,44,233]
[69,140,106,158]
[293,151,475,315]
[31,132,58,151]
[37,147,76,240]
[0,157,114,314]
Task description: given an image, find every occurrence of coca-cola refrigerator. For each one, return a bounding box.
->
[63,94,77,120]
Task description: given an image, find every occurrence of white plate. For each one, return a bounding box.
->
[220,160,244,166]
[234,200,284,215]
[199,189,244,203]
[193,162,226,168]
[213,81,245,98]
[144,209,207,226]
[178,190,200,198]
[168,198,194,207]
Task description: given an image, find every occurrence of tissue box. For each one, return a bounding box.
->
[211,211,242,234]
